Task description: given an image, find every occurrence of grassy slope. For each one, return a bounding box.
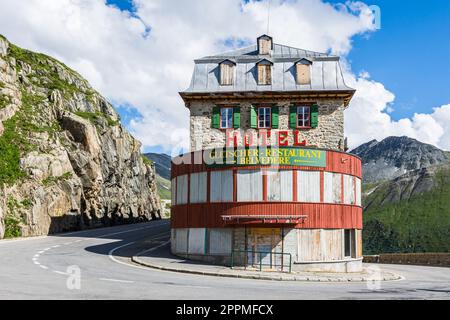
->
[156,174,171,200]
[363,167,450,254]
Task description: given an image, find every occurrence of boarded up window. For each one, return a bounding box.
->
[210,170,233,202]
[257,63,271,85]
[296,63,311,85]
[343,174,355,205]
[174,228,188,253]
[324,172,342,204]
[297,171,320,202]
[188,228,206,255]
[267,170,293,201]
[190,172,207,204]
[209,229,232,255]
[258,37,272,55]
[220,61,234,85]
[176,174,188,205]
[237,170,263,201]
[171,178,176,205]
[296,229,344,262]
[355,178,361,206]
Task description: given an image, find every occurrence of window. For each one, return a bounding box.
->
[237,170,263,201]
[220,107,233,129]
[297,106,311,128]
[344,229,356,258]
[258,107,271,128]
[295,60,311,85]
[220,61,235,85]
[257,63,272,85]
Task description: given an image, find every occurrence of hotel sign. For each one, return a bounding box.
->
[204,147,327,168]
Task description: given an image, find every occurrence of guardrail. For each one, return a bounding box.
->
[230,250,292,273]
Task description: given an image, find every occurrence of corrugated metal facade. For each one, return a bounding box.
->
[209,229,233,255]
[210,170,233,202]
[190,172,207,203]
[188,228,206,254]
[297,171,320,202]
[237,170,263,201]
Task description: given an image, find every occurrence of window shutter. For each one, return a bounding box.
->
[212,107,220,129]
[311,104,319,128]
[233,107,240,128]
[271,106,279,129]
[250,105,257,128]
[289,106,297,129]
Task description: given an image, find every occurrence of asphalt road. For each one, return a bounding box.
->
[0,220,449,300]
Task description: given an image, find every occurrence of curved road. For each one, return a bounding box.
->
[0,220,449,299]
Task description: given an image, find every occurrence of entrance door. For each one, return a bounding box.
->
[246,228,282,270]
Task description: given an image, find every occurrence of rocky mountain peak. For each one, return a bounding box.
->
[351,136,448,183]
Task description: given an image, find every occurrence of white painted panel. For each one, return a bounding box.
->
[189,172,207,204]
[189,173,198,203]
[343,174,355,205]
[297,229,343,262]
[237,170,263,201]
[175,228,188,253]
[267,170,281,201]
[297,171,320,202]
[171,178,176,205]
[267,170,293,201]
[188,228,206,255]
[176,174,188,205]
[355,178,362,206]
[324,172,341,204]
[222,170,233,202]
[197,172,207,203]
[209,229,232,255]
[280,170,293,201]
[210,171,222,202]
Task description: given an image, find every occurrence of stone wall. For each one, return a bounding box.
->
[363,253,450,267]
[189,100,345,152]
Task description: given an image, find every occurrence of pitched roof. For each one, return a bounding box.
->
[183,37,354,95]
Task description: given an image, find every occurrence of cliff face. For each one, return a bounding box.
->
[0,36,161,238]
[350,136,450,254]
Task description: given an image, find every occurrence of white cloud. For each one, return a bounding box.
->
[0,0,448,152]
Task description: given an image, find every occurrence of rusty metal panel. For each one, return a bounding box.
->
[209,228,232,255]
[343,174,355,205]
[297,171,320,202]
[190,172,207,203]
[176,174,188,205]
[237,170,263,201]
[355,177,361,206]
[188,228,206,254]
[175,228,188,253]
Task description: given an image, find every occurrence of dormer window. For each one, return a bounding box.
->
[219,59,235,86]
[257,34,273,55]
[295,58,312,85]
[256,59,273,85]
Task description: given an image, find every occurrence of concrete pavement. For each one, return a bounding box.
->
[131,242,401,282]
[0,219,449,299]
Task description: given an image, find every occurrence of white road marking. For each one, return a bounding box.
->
[33,261,40,265]
[135,240,170,257]
[53,270,68,275]
[99,278,135,284]
[39,265,48,270]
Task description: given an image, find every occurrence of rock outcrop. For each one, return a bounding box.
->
[0,35,161,238]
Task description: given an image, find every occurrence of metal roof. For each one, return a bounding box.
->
[183,38,354,94]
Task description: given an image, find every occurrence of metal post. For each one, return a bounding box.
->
[231,251,234,269]
[259,252,262,271]
[289,254,292,273]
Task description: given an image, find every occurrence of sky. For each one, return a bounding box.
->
[0,0,449,155]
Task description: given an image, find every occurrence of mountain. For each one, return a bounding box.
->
[144,153,171,204]
[0,36,161,238]
[351,136,448,183]
[144,153,171,180]
[350,136,450,254]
